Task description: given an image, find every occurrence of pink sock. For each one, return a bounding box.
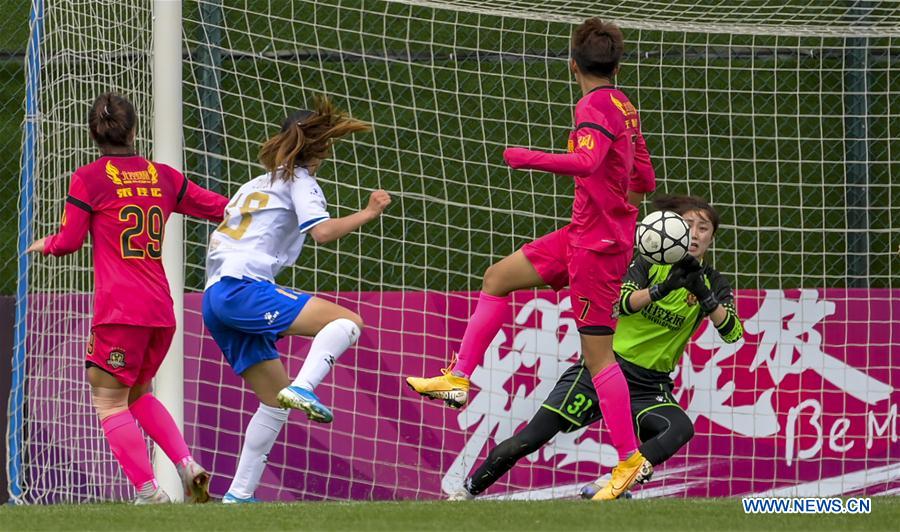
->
[592,363,640,461]
[129,394,192,465]
[100,410,156,488]
[452,292,511,378]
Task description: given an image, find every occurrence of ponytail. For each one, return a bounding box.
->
[259,95,371,181]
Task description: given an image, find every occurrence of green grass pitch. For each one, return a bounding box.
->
[2,498,899,531]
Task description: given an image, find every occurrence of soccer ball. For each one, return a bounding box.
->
[636,210,690,265]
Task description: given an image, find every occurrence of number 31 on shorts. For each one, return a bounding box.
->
[566,393,593,417]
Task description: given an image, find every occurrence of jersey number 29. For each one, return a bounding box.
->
[119,205,164,259]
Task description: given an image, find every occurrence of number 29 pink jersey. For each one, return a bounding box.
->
[43,155,229,327]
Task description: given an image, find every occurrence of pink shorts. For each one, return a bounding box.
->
[87,325,176,387]
[522,225,629,329]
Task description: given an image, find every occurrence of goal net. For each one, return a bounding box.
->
[11,0,899,503]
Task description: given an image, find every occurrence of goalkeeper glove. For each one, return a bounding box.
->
[686,270,719,313]
[648,255,701,301]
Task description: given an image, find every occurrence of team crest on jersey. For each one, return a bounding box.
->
[107,348,126,369]
[105,161,159,185]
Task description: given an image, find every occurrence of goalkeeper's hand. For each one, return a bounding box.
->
[685,269,719,313]
[648,254,701,301]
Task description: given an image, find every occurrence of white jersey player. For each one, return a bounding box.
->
[202,96,390,503]
[206,168,331,287]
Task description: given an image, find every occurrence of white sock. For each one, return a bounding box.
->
[291,318,360,391]
[227,404,289,499]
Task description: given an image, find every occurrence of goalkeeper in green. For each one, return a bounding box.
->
[454,195,743,500]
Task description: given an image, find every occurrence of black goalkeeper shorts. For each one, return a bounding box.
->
[541,358,681,434]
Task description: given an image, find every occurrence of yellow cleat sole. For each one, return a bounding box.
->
[405,381,468,409]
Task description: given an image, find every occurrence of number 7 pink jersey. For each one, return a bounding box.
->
[43,155,229,327]
[504,85,657,253]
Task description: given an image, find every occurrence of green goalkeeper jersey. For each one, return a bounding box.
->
[612,256,744,375]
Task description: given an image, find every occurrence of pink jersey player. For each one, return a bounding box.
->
[506,86,654,331]
[45,152,226,328]
[27,92,228,504]
[407,19,656,500]
[507,85,655,257]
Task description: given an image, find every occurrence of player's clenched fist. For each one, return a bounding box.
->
[366,189,391,216]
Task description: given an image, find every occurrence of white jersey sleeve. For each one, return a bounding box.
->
[292,177,330,233]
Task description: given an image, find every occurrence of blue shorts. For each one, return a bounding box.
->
[202,276,311,375]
